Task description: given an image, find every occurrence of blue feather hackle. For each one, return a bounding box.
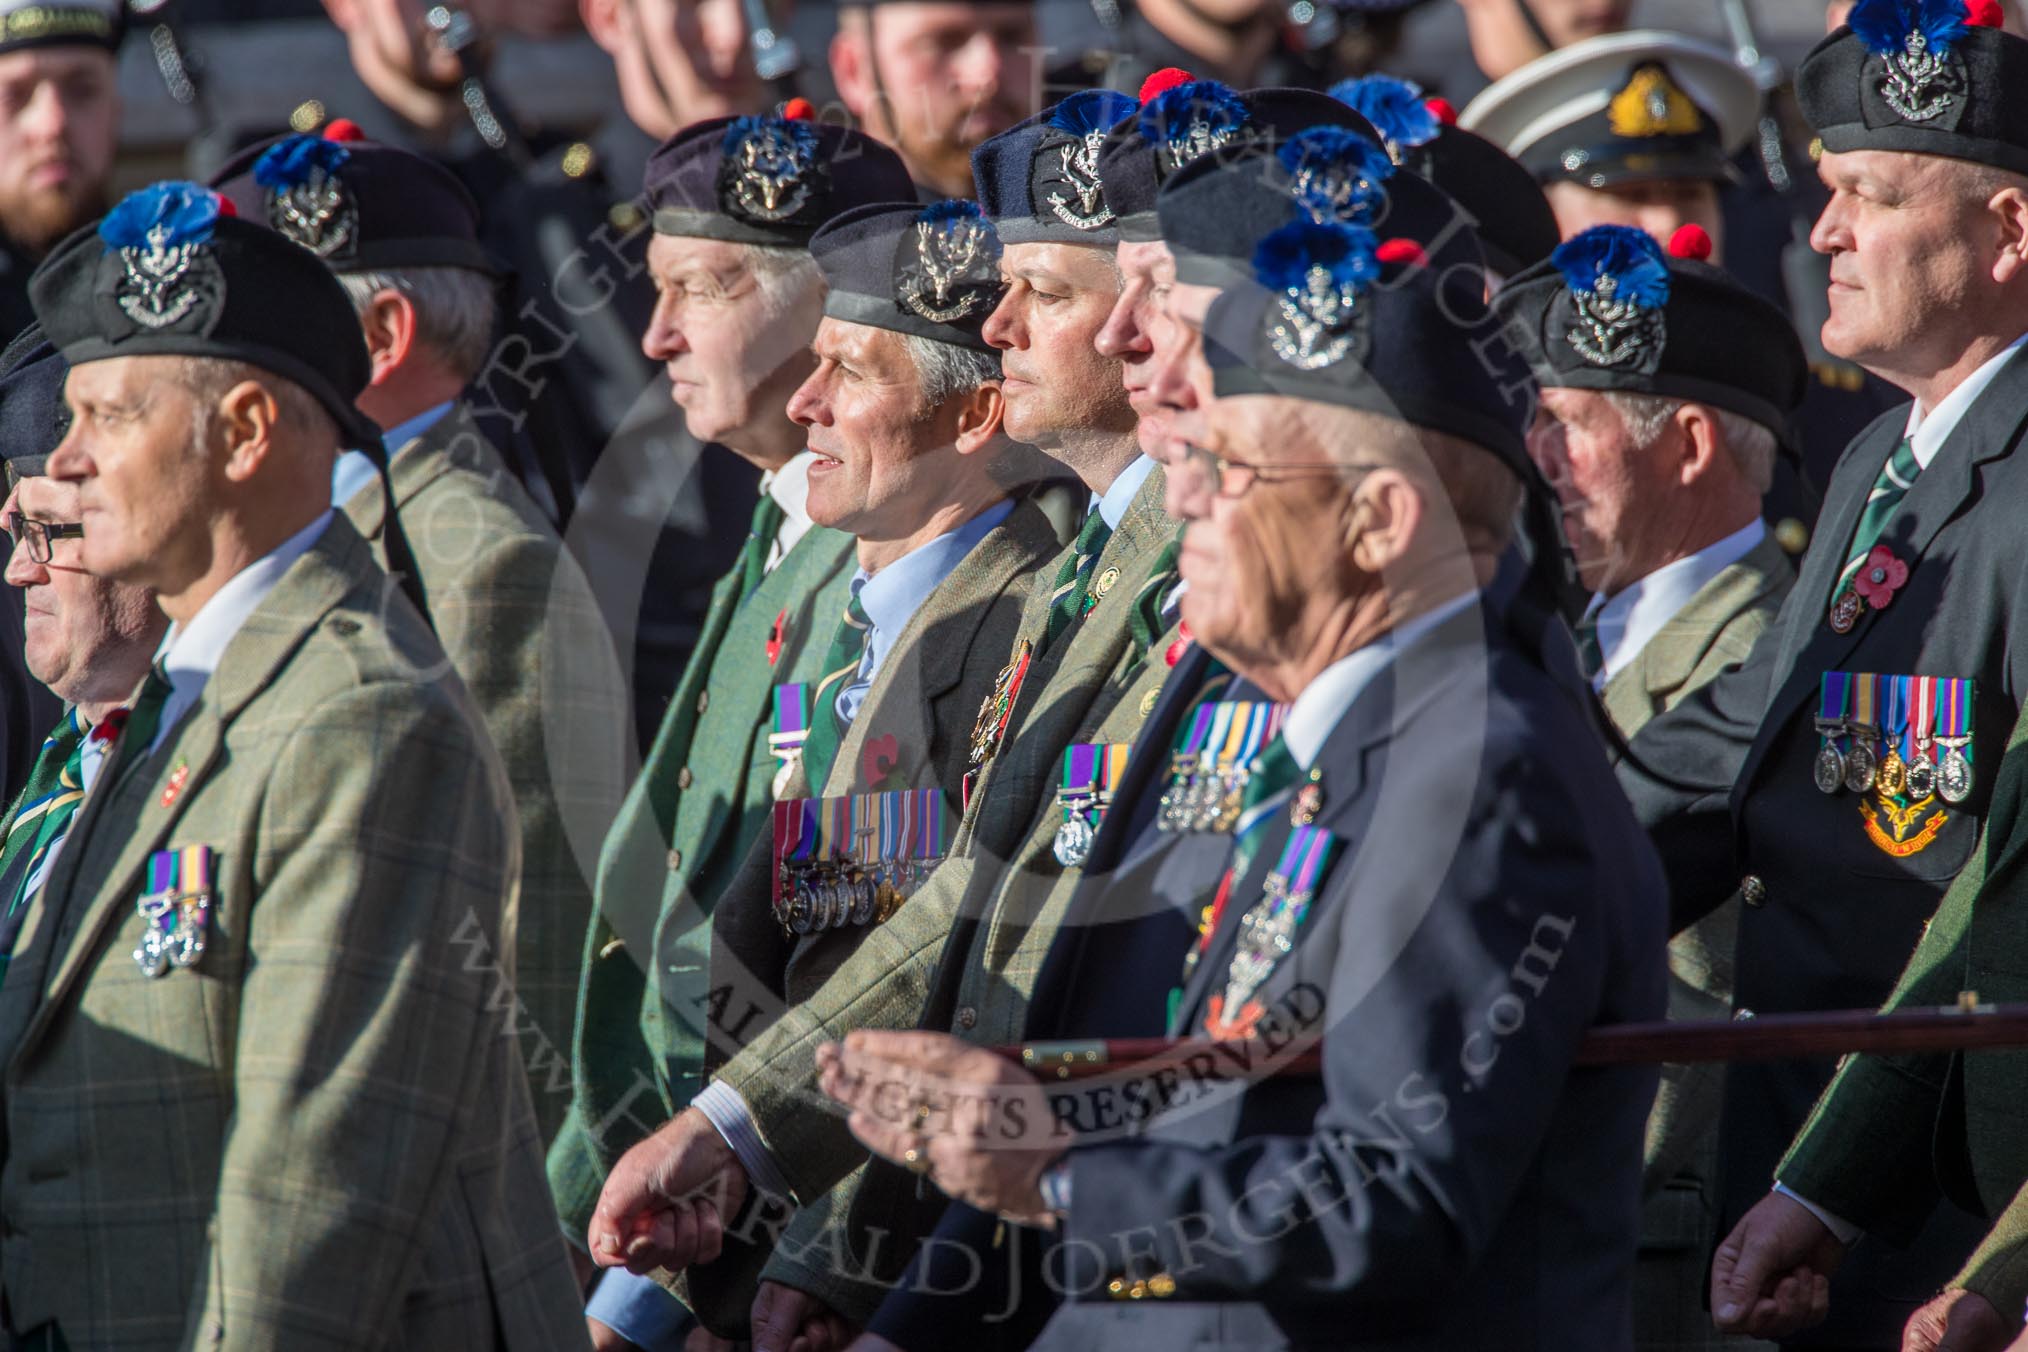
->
[1050,89,1139,138]
[1849,0,1969,57]
[99,181,221,253]
[1277,127,1396,187]
[919,198,984,224]
[1136,80,1248,148]
[1551,225,1671,307]
[1328,75,1441,152]
[252,134,351,190]
[1252,220,1381,295]
[721,114,820,159]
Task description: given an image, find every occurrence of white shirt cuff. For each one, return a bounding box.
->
[1773,1182,1863,1245]
[692,1079,796,1203]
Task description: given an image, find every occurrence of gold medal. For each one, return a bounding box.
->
[1876,747,1906,799]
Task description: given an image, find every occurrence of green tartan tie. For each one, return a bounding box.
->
[1128,537,1182,664]
[1831,436,1921,607]
[1226,733,1301,886]
[0,709,90,924]
[734,493,787,603]
[1043,507,1113,650]
[797,584,872,793]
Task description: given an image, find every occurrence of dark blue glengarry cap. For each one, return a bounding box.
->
[1155,128,1484,292]
[208,125,498,276]
[646,112,915,247]
[1799,0,2028,175]
[972,90,1140,244]
[1459,31,1755,189]
[0,0,121,55]
[0,325,70,478]
[1331,74,1558,278]
[29,182,377,448]
[1096,70,1378,243]
[1204,218,1533,475]
[1492,223,1806,433]
[810,200,1006,354]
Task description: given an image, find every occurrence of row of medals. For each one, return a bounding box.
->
[134,890,209,977]
[1813,720,1972,803]
[777,857,935,936]
[1054,790,1108,866]
[1156,757,1253,834]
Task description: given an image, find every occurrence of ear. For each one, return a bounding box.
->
[953,379,1007,454]
[1670,402,1722,488]
[1990,184,2028,284]
[214,380,284,484]
[580,0,626,55]
[1346,469,1425,574]
[829,23,873,120]
[355,288,417,388]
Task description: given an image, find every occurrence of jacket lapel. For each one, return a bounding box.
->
[1613,535,1792,710]
[339,404,474,539]
[18,522,366,1051]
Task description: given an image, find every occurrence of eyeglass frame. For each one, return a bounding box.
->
[2,510,85,566]
[1177,442,1370,500]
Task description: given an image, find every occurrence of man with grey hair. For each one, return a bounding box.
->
[210,131,626,1152]
[1497,224,1805,1350]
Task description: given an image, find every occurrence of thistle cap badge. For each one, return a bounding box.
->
[98,181,226,333]
[1138,79,1251,177]
[1253,219,1379,371]
[1551,224,1671,373]
[1276,126,1396,226]
[253,134,358,259]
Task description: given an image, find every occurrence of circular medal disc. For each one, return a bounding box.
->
[1877,750,1906,799]
[1814,743,1846,794]
[1941,748,1973,804]
[1844,741,1878,795]
[1054,813,1095,867]
[789,883,816,935]
[849,876,877,926]
[1905,755,1938,802]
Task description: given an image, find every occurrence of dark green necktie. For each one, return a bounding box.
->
[0,710,90,951]
[797,585,872,793]
[114,663,176,782]
[1832,436,1921,606]
[735,493,787,604]
[1226,733,1301,886]
[1128,537,1182,664]
[1572,610,1603,680]
[1043,508,1113,649]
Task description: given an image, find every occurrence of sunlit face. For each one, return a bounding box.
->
[1544,179,1725,261]
[979,241,1134,462]
[641,234,820,456]
[1144,278,1221,466]
[1171,396,1359,670]
[3,474,161,705]
[837,2,1035,196]
[0,47,116,254]
[1524,386,1667,596]
[45,357,215,597]
[789,317,983,540]
[1097,239,1174,459]
[1809,148,1994,373]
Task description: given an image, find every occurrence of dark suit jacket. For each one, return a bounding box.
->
[1618,348,2028,1342]
[876,598,1667,1351]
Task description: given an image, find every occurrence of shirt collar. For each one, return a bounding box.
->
[1586,518,1765,689]
[150,511,333,752]
[1092,454,1157,532]
[855,499,1013,678]
[1280,589,1480,770]
[1904,333,2028,470]
[330,400,458,508]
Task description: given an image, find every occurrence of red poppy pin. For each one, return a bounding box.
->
[860,733,900,788]
[90,708,130,743]
[766,608,788,666]
[1165,620,1194,668]
[1853,545,1909,611]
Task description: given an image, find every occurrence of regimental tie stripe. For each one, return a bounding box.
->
[3,709,89,910]
[1836,437,1922,589]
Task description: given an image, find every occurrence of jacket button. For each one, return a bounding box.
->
[666,849,683,872]
[678,767,694,790]
[1106,1278,1127,1299]
[1741,875,1767,907]
[696,691,710,715]
[1127,1279,1149,1300]
[1148,1273,1176,1298]
[956,1006,977,1030]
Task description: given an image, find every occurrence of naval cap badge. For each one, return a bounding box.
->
[1550,224,1670,375]
[1254,218,1379,371]
[253,133,357,259]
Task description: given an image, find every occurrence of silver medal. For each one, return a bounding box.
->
[1843,739,1878,795]
[1053,811,1095,867]
[1814,741,1846,795]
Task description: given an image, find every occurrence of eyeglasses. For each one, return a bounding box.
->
[1178,443,1362,499]
[2,511,83,565]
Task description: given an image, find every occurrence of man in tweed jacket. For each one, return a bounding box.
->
[0,183,584,1349]
[211,133,628,1146]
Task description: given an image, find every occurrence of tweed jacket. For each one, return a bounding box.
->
[1597,532,1791,1352]
[683,478,1181,1331]
[547,517,856,1241]
[1779,694,2028,1320]
[342,403,628,1145]
[0,516,585,1350]
[1618,349,2028,1343]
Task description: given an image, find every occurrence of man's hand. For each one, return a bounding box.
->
[684,1326,738,1352]
[817,1030,1069,1226]
[589,1107,750,1274]
[588,1317,647,1352]
[751,1279,855,1352]
[1906,1289,2017,1351]
[1709,1191,1850,1338]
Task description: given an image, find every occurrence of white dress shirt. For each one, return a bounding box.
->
[1091,454,1157,531]
[329,400,457,509]
[1584,519,1766,692]
[760,449,817,572]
